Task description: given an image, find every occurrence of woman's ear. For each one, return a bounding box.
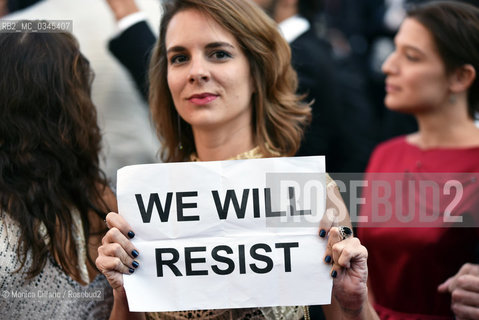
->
[449,64,476,93]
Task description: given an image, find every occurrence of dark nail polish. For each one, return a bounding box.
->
[132,249,139,258]
[132,261,139,268]
[319,229,326,238]
[331,270,337,278]
[324,255,331,263]
[127,231,135,239]
[129,268,135,274]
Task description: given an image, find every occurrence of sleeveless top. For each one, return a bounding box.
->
[0,210,113,320]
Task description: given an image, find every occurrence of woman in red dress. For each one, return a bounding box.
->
[358,1,479,319]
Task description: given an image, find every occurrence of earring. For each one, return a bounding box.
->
[449,94,457,104]
[177,114,183,150]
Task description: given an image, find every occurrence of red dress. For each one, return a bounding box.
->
[357,136,479,319]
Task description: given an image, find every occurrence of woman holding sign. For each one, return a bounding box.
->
[96,0,376,319]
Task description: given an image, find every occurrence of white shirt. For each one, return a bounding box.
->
[117,11,147,34]
[278,15,310,43]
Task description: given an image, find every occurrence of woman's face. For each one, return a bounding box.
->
[165,8,254,133]
[382,18,452,114]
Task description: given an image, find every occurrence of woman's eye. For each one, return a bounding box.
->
[211,51,232,60]
[404,52,420,62]
[170,55,188,64]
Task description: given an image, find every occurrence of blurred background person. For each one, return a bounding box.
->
[358,1,479,318]
[0,31,116,319]
[251,0,376,174]
[4,0,162,186]
[322,0,418,142]
[106,0,156,101]
[324,0,479,144]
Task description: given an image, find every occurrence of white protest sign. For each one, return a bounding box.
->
[117,156,332,312]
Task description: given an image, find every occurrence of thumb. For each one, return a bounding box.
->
[437,277,452,293]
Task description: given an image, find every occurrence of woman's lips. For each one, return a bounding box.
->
[188,93,218,105]
[385,83,400,93]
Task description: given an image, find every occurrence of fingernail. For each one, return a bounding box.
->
[319,229,326,238]
[128,231,135,239]
[331,270,337,278]
[129,268,135,274]
[132,249,139,258]
[132,260,139,268]
[324,255,331,263]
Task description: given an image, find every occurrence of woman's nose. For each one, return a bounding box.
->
[382,51,398,75]
[188,57,210,84]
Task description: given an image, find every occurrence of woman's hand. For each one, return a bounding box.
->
[95,212,145,320]
[438,263,479,320]
[105,0,140,21]
[96,212,140,292]
[323,227,375,320]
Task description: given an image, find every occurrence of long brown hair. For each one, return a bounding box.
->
[407,1,479,118]
[0,31,110,281]
[149,0,311,162]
